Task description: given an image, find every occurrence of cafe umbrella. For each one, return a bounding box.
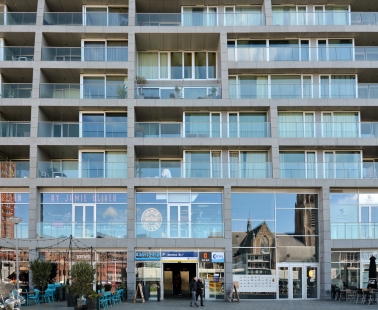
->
[369,255,377,288]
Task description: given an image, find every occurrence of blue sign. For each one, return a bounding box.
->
[211,252,224,263]
[135,251,161,261]
[161,251,198,260]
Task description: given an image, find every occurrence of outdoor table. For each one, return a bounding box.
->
[368,290,378,305]
[338,289,346,301]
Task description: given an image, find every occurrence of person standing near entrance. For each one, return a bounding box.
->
[196,278,204,306]
[189,276,199,307]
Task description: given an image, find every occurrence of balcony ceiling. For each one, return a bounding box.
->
[45,0,128,12]
[43,33,127,47]
[40,106,127,121]
[0,0,37,12]
[0,32,35,46]
[0,145,29,159]
[136,33,219,51]
[0,106,31,120]
[39,145,127,159]
[0,69,32,82]
[41,68,128,83]
[272,0,378,11]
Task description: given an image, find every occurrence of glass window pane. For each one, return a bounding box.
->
[171,52,182,79]
[183,53,192,79]
[195,52,207,79]
[83,76,105,99]
[208,52,216,78]
[160,53,168,79]
[82,114,104,137]
[231,193,275,220]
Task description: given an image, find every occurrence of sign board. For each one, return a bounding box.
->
[135,251,161,261]
[199,252,224,263]
[359,194,378,205]
[161,251,198,262]
[141,208,162,232]
[233,275,276,293]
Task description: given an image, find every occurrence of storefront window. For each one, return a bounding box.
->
[1,192,29,238]
[39,191,127,238]
[0,250,29,288]
[135,261,161,300]
[331,251,360,289]
[135,191,222,238]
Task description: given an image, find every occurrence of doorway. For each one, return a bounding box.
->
[73,204,95,238]
[163,263,197,298]
[277,263,319,299]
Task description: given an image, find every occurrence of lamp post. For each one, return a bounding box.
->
[9,217,22,290]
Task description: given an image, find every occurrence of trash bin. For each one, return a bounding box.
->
[142,284,150,301]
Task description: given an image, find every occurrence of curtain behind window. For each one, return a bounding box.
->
[138,53,158,79]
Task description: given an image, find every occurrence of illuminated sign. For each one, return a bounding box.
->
[141,208,162,232]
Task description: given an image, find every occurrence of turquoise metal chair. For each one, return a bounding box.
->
[28,289,40,305]
[99,294,108,309]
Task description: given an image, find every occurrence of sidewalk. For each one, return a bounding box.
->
[22,299,366,310]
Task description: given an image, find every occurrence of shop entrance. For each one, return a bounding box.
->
[163,263,197,298]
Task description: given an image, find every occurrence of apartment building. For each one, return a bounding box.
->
[0,0,377,301]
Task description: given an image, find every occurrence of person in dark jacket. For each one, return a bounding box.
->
[189,276,199,307]
[196,278,204,306]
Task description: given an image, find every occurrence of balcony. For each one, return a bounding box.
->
[37,161,127,178]
[272,12,378,26]
[39,83,127,99]
[43,13,128,26]
[0,122,30,137]
[278,122,378,138]
[134,122,271,138]
[229,83,378,99]
[135,85,221,99]
[135,161,272,178]
[228,46,378,62]
[0,84,32,98]
[41,47,128,62]
[135,13,265,26]
[280,162,378,179]
[0,161,29,178]
[331,223,378,239]
[135,221,224,238]
[37,222,127,238]
[3,222,28,238]
[38,122,127,137]
[2,47,34,61]
[0,12,36,25]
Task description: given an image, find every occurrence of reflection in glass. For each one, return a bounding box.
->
[231,193,275,220]
[276,209,318,235]
[276,236,318,262]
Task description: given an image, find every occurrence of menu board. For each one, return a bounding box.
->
[233,275,276,293]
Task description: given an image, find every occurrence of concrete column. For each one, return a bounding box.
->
[319,186,331,299]
[127,186,136,299]
[271,145,279,179]
[263,0,273,26]
[128,0,135,26]
[128,32,135,99]
[36,0,45,26]
[223,185,233,300]
[28,185,38,239]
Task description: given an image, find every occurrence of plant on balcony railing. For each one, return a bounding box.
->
[174,85,183,99]
[116,85,128,99]
[135,75,147,98]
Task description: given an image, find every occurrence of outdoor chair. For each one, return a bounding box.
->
[28,289,40,306]
[40,288,52,303]
[99,294,108,309]
[111,290,121,306]
[118,289,124,302]
[103,292,112,307]
[345,289,356,302]
[47,284,56,301]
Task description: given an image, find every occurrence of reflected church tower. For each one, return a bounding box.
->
[294,194,317,246]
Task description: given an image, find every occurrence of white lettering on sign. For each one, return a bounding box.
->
[76,255,91,259]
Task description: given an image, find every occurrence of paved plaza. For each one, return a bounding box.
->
[22,299,367,310]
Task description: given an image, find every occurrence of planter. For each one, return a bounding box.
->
[56,286,64,301]
[86,298,99,310]
[66,291,77,307]
[74,306,85,310]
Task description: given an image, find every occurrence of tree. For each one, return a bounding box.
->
[70,261,96,308]
[30,258,52,290]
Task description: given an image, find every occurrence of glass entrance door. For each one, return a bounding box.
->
[168,204,190,237]
[73,204,95,238]
[278,264,319,299]
[360,205,378,238]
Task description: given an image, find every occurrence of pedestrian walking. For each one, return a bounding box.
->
[189,276,199,307]
[196,278,204,306]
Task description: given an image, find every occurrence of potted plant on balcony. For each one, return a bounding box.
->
[70,261,96,310]
[30,258,52,291]
[116,84,128,99]
[174,85,183,99]
[135,75,147,98]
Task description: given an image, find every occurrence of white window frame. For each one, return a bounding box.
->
[279,150,317,178]
[323,150,362,179]
[278,111,315,138]
[81,39,128,62]
[183,112,221,138]
[321,111,360,138]
[228,150,269,178]
[319,74,357,99]
[137,51,217,80]
[183,150,222,178]
[80,74,127,99]
[316,38,355,61]
[181,6,218,26]
[313,5,351,26]
[268,74,313,99]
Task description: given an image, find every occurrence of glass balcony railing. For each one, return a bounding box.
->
[0,122,30,137]
[228,46,378,62]
[331,223,378,239]
[0,84,32,98]
[38,122,127,137]
[3,222,28,238]
[0,161,29,178]
[39,83,127,99]
[43,13,128,26]
[135,13,265,26]
[135,85,221,99]
[272,12,378,26]
[41,47,128,62]
[37,222,127,238]
[280,162,378,179]
[0,12,36,25]
[228,83,378,99]
[135,161,272,178]
[37,161,127,178]
[278,122,378,138]
[135,221,224,238]
[2,47,34,61]
[134,122,271,138]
